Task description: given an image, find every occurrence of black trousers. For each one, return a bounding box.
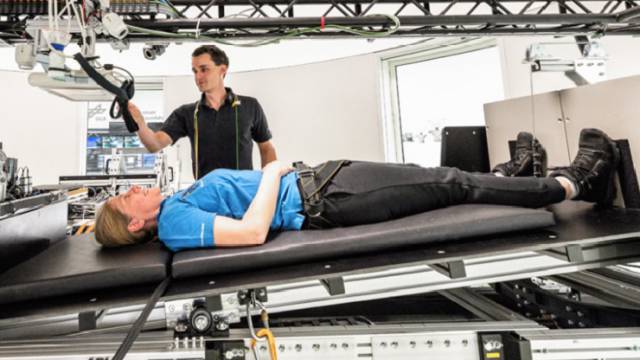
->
[311,161,566,228]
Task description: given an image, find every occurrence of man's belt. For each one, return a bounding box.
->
[293,160,348,229]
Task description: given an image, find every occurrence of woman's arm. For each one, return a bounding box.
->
[214,161,294,246]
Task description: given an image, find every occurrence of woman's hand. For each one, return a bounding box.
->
[263,160,294,177]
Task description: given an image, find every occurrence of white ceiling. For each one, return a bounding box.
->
[0,37,430,76]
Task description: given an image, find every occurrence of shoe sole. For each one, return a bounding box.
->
[599,134,621,206]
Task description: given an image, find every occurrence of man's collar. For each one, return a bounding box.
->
[199,87,235,109]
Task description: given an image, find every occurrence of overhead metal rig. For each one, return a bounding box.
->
[3,0,640,44]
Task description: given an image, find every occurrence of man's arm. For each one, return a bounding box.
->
[258,140,277,168]
[213,160,293,246]
[128,102,173,153]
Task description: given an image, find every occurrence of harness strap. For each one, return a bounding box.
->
[293,160,348,228]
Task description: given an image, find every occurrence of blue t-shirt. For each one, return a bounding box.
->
[158,169,304,251]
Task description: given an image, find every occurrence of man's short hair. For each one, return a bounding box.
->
[192,45,229,67]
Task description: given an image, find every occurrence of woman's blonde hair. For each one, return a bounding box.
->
[94,200,150,247]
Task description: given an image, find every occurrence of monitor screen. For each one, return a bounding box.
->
[124,136,142,148]
[102,136,124,149]
[87,134,102,149]
[96,155,106,169]
[142,154,156,168]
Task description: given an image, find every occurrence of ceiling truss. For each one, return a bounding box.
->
[2,0,640,44]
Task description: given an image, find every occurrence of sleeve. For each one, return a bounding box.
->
[158,203,216,251]
[251,100,273,143]
[160,106,190,145]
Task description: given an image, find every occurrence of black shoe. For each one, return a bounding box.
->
[493,132,547,177]
[549,128,620,206]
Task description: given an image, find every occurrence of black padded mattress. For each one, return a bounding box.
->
[171,204,555,279]
[0,234,170,305]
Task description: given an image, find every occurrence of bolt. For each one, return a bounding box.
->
[342,343,349,350]
[279,345,285,352]
[444,340,451,347]
[576,311,584,317]
[313,344,320,351]
[260,345,267,352]
[426,340,433,348]
[330,343,337,350]
[258,289,266,297]
[295,344,302,352]
[409,341,416,348]
[565,306,572,312]
[462,340,469,347]
[380,342,387,348]
[391,341,398,349]
[194,316,209,331]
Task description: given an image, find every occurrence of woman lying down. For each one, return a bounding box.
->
[95,128,619,252]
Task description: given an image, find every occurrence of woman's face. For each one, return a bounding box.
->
[112,185,163,221]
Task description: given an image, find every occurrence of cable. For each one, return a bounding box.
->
[250,328,277,360]
[111,277,170,360]
[126,13,401,48]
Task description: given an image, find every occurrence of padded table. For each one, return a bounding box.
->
[0,234,170,305]
[171,204,555,278]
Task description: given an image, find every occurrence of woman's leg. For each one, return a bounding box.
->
[319,161,565,227]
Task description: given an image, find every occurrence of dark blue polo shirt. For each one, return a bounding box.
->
[161,88,272,178]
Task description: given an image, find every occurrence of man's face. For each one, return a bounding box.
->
[112,185,163,222]
[191,53,227,93]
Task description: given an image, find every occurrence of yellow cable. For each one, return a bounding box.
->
[194,101,200,180]
[251,328,277,360]
[76,224,87,235]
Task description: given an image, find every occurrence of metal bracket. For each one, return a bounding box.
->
[206,295,223,312]
[542,244,584,263]
[78,311,97,331]
[237,288,267,305]
[320,277,346,296]
[430,260,467,279]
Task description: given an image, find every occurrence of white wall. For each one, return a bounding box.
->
[5,35,640,187]
[0,71,84,185]
[164,53,384,184]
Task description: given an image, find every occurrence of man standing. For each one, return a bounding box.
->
[128,45,277,179]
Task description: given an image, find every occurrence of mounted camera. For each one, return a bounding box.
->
[143,43,168,60]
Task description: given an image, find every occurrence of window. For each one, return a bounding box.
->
[381,39,505,167]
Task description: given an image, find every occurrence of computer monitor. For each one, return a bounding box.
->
[124,136,142,148]
[102,136,124,149]
[142,154,156,168]
[87,134,102,149]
